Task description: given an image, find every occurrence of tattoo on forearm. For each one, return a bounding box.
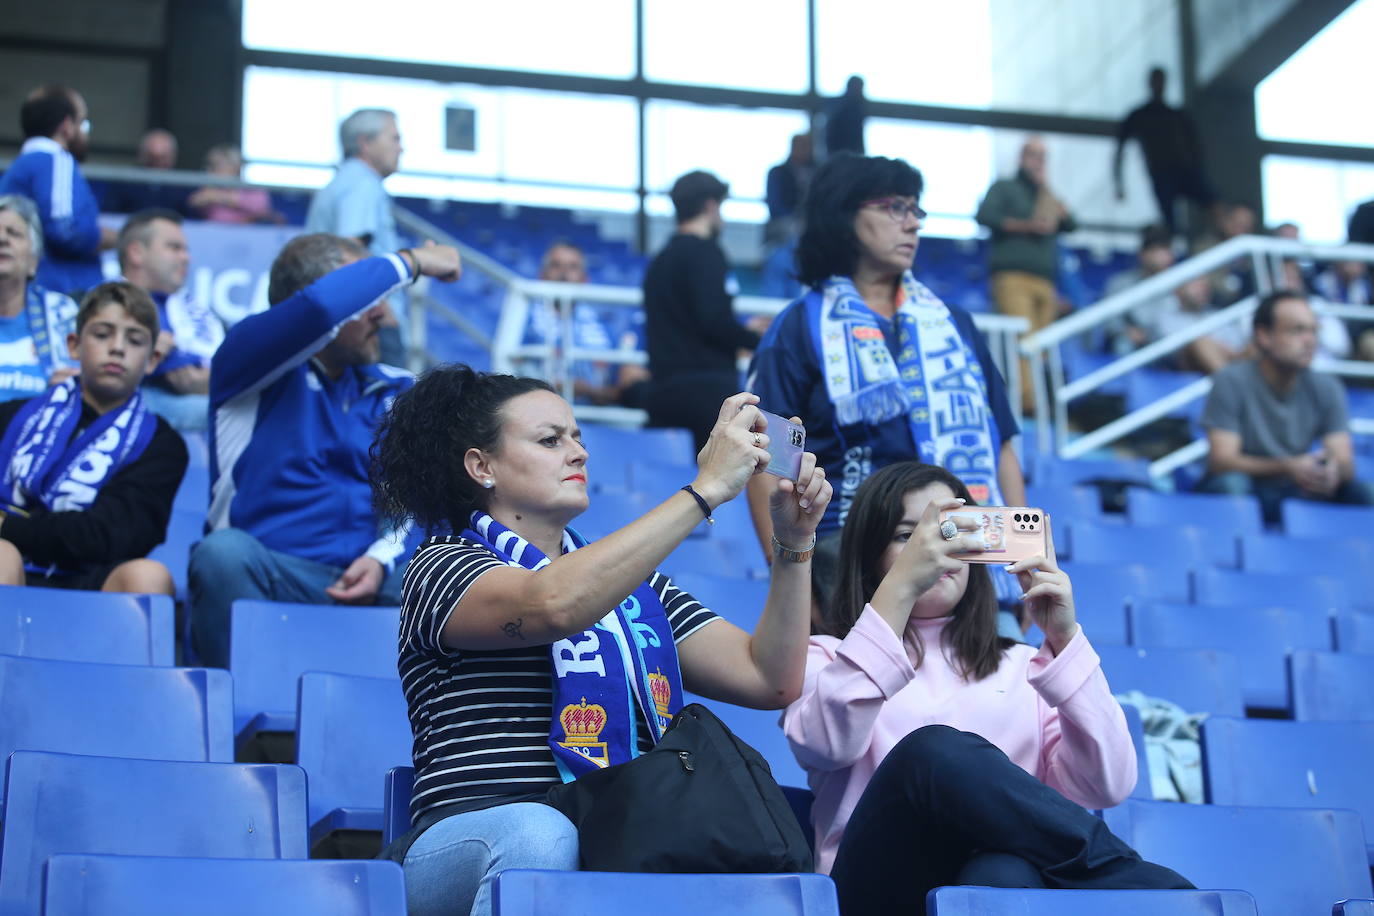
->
[501,618,525,640]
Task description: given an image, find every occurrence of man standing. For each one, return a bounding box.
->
[976,136,1075,411]
[306,109,407,367]
[0,85,115,297]
[1199,290,1374,523]
[1114,68,1214,237]
[117,208,223,431]
[188,234,460,668]
[825,76,867,157]
[643,170,761,451]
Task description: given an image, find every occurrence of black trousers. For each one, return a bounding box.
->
[646,370,743,454]
[829,726,1193,915]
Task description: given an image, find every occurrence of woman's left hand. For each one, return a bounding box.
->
[768,447,831,551]
[1005,515,1078,655]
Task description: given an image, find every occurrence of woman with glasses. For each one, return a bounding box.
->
[746,154,1025,626]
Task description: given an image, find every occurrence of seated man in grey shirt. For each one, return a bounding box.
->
[1199,290,1374,524]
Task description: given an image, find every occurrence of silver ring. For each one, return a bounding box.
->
[752,432,762,447]
[939,520,959,541]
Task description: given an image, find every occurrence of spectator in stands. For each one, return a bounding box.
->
[187,235,462,668]
[977,136,1076,412]
[1152,275,1247,374]
[1349,197,1374,246]
[765,133,815,245]
[1113,68,1214,236]
[369,376,830,916]
[1313,259,1372,361]
[117,208,224,431]
[100,129,191,216]
[1199,290,1374,522]
[825,76,867,157]
[1102,224,1175,355]
[523,241,649,408]
[0,195,79,402]
[747,154,1024,625]
[306,108,408,367]
[644,171,762,450]
[783,462,1192,913]
[1199,201,1257,304]
[0,281,185,594]
[0,84,116,297]
[188,145,280,224]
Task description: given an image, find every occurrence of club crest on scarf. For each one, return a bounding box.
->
[462,511,685,782]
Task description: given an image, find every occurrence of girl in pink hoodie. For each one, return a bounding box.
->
[783,463,1190,913]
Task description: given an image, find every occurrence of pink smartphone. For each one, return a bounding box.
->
[757,409,806,481]
[937,506,1048,564]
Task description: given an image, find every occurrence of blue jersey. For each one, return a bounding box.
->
[0,138,104,296]
[206,254,415,570]
[0,284,78,402]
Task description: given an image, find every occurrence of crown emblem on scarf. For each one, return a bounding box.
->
[559,698,608,744]
[648,669,672,717]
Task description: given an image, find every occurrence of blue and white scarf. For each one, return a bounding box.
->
[22,284,79,379]
[0,377,156,571]
[809,272,1003,506]
[461,511,685,782]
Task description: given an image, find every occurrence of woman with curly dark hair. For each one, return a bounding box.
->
[745,153,1026,625]
[783,461,1191,914]
[370,365,831,916]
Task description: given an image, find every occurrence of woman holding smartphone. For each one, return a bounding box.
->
[782,462,1190,914]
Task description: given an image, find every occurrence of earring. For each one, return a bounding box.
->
[482,479,494,489]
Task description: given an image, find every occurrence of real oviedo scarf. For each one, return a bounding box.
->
[460,511,685,782]
[808,272,1004,505]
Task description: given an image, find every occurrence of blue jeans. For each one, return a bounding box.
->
[140,386,209,432]
[187,527,403,668]
[403,803,579,916]
[1198,471,1374,526]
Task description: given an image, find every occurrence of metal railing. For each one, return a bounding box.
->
[1019,234,1374,479]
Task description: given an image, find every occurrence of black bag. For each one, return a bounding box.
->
[544,703,813,874]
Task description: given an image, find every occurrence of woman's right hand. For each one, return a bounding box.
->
[872,497,983,608]
[691,392,770,508]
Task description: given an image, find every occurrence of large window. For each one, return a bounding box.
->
[1255,0,1374,148]
[1263,156,1374,244]
[643,0,809,93]
[241,0,637,79]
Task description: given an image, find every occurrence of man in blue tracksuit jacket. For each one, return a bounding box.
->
[188,233,461,667]
[0,85,112,296]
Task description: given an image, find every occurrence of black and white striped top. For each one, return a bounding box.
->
[398,535,719,824]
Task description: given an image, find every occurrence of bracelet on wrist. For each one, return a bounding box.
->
[680,485,714,525]
[771,533,816,563]
[398,248,421,284]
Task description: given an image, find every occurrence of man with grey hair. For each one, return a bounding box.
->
[187,232,460,668]
[305,108,407,366]
[0,194,79,401]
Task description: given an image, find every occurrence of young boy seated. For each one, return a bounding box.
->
[0,281,187,593]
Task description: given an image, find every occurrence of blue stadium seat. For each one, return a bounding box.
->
[1129,603,1331,711]
[1055,563,1184,645]
[926,887,1258,915]
[0,586,173,665]
[626,460,702,499]
[572,490,648,540]
[1025,484,1112,525]
[1335,901,1374,916]
[1202,716,1374,862]
[1281,501,1374,539]
[383,766,415,847]
[1192,566,1363,612]
[1127,489,1263,538]
[42,854,407,916]
[148,503,205,600]
[1101,799,1373,916]
[296,672,412,852]
[1335,610,1374,653]
[1123,369,1207,422]
[683,693,807,789]
[173,461,211,512]
[1238,534,1374,580]
[1100,645,1244,717]
[664,537,763,580]
[0,655,232,806]
[492,869,838,916]
[230,601,399,754]
[1121,703,1153,800]
[1029,456,1153,489]
[1067,523,1223,570]
[580,424,696,470]
[669,572,769,630]
[0,751,308,915]
[1289,650,1374,722]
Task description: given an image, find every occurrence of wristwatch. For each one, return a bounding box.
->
[771,534,816,564]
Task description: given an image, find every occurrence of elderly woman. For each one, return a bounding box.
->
[746,154,1026,618]
[784,462,1191,914]
[369,366,831,916]
[0,195,79,401]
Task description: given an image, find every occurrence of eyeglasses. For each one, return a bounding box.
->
[861,197,926,223]
[79,119,90,135]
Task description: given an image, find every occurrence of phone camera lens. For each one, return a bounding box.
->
[1014,513,1022,522]
[1032,514,1040,523]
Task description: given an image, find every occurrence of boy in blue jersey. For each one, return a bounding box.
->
[188,233,460,668]
[0,85,116,296]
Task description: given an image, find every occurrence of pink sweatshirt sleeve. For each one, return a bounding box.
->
[1028,626,1138,808]
[782,605,915,772]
